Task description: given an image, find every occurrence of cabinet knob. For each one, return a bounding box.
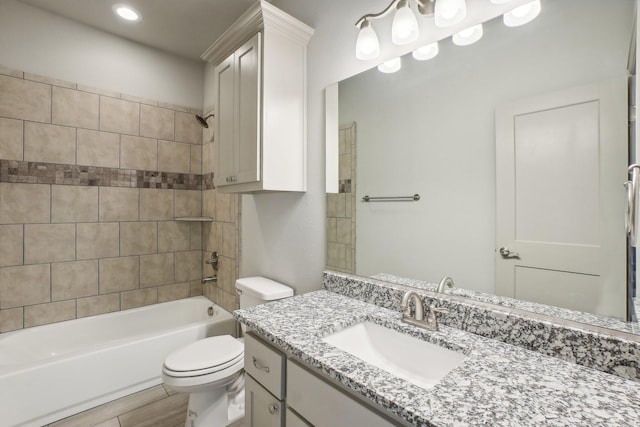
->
[268,403,278,415]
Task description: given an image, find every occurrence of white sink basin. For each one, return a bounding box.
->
[322,321,466,390]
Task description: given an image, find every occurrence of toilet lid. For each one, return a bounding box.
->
[164,336,243,372]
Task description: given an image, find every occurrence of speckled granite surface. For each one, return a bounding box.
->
[235,290,640,427]
[372,273,640,335]
[324,271,640,382]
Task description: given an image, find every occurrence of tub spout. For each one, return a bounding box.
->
[202,276,217,284]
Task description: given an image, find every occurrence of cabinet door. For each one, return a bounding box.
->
[245,374,283,427]
[235,33,261,185]
[214,54,235,187]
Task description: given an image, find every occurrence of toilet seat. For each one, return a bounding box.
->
[164,335,243,373]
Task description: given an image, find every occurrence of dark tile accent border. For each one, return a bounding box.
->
[0,159,206,190]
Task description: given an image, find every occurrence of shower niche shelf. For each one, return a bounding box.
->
[174,217,213,222]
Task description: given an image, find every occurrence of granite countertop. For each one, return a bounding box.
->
[234,290,640,427]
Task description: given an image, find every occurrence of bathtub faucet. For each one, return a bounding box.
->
[202,276,217,284]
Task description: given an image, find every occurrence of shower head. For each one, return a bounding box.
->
[195,114,214,128]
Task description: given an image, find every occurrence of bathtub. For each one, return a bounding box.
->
[0,296,236,427]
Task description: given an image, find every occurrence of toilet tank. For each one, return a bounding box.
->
[235,276,294,309]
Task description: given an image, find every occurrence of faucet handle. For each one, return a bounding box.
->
[426,305,449,330]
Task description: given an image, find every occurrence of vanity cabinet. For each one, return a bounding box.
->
[202,1,313,193]
[244,332,400,427]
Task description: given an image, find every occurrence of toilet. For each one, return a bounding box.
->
[162,277,294,427]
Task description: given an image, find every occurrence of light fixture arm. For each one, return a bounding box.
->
[355,0,402,28]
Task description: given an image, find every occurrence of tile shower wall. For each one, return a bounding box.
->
[200,113,241,311]
[326,122,355,273]
[0,65,240,333]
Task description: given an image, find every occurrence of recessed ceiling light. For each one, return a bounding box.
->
[113,4,141,22]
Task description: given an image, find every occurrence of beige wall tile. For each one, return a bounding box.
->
[77,222,119,260]
[202,222,221,253]
[158,140,190,174]
[122,94,158,106]
[120,222,157,256]
[77,293,120,318]
[203,190,216,218]
[157,221,190,253]
[0,225,23,267]
[25,73,75,89]
[78,84,120,98]
[24,299,76,328]
[52,86,99,129]
[175,250,202,282]
[77,129,120,168]
[120,135,157,170]
[0,74,51,123]
[24,224,75,264]
[0,264,50,309]
[327,193,346,218]
[51,260,99,301]
[191,280,203,297]
[215,192,232,222]
[0,117,23,160]
[0,65,23,78]
[158,282,190,303]
[175,111,202,144]
[217,256,235,294]
[99,256,139,293]
[52,185,98,223]
[326,217,337,243]
[336,218,352,245]
[202,142,213,174]
[175,190,201,217]
[191,145,202,174]
[140,189,174,221]
[121,287,157,310]
[140,104,174,140]
[140,253,174,288]
[222,222,236,258]
[100,97,140,135]
[190,222,202,250]
[219,289,239,312]
[99,187,139,222]
[24,122,76,164]
[327,242,346,269]
[0,307,23,332]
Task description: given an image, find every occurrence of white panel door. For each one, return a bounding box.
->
[495,77,627,319]
[235,33,261,185]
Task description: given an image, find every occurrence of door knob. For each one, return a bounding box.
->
[499,246,520,259]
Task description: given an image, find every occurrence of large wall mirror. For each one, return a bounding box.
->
[326,0,640,334]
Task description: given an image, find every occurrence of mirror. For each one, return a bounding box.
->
[326,0,640,334]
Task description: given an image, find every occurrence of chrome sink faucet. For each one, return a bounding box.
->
[437,276,454,293]
[400,290,449,331]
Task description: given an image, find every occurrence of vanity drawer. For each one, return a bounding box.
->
[244,332,285,399]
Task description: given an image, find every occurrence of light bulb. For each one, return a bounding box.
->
[355,21,380,60]
[452,24,483,46]
[504,0,541,27]
[378,57,402,73]
[434,0,467,27]
[412,42,439,61]
[113,4,141,22]
[392,1,420,45]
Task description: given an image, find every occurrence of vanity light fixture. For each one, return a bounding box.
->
[434,0,467,28]
[452,23,483,46]
[355,0,436,60]
[378,57,402,73]
[113,4,141,22]
[503,0,541,27]
[412,41,439,60]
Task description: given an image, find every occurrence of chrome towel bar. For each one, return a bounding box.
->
[362,194,420,202]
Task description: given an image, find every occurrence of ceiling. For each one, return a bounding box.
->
[18,0,259,62]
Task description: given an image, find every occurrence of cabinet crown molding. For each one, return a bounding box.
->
[201,1,314,65]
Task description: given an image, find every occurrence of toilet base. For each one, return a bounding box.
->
[184,387,228,427]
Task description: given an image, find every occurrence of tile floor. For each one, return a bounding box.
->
[46,385,190,427]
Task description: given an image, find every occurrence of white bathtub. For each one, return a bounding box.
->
[0,296,236,427]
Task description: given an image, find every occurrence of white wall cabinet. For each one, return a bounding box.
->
[203,1,313,193]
